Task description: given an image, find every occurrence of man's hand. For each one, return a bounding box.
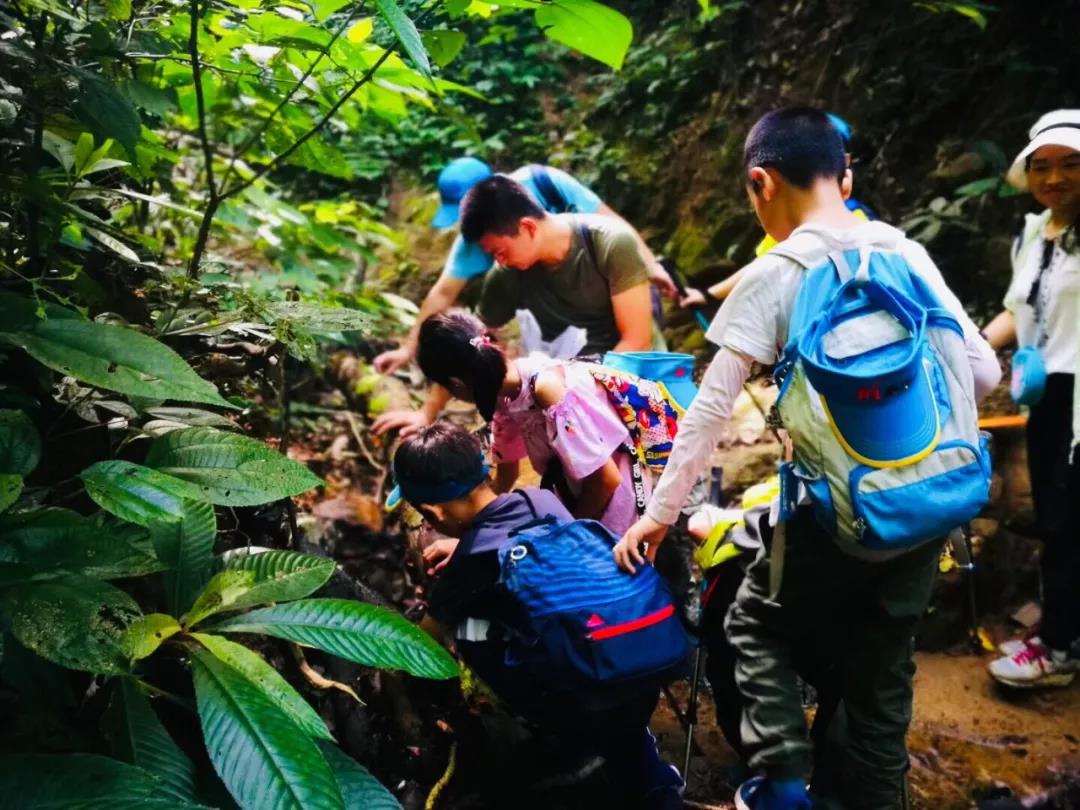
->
[613,514,670,573]
[648,263,679,300]
[373,345,413,375]
[678,288,708,308]
[372,408,431,438]
[423,538,461,576]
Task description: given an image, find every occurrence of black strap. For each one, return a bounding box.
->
[1032,122,1080,138]
[529,164,569,213]
[576,220,604,282]
[620,442,648,518]
[507,489,559,537]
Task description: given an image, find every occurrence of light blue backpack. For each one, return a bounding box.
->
[772,237,991,557]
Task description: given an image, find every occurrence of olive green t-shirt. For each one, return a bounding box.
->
[478,214,649,355]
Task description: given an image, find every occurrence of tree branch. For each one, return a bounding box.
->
[223,44,396,199]
[187,0,216,199]
[218,5,362,192]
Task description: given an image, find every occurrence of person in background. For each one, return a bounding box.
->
[373,157,678,437]
[982,109,1080,688]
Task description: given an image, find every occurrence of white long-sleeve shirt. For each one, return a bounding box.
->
[646,221,1002,527]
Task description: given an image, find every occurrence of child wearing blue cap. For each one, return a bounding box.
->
[373,157,676,377]
[614,107,1001,810]
[396,423,684,810]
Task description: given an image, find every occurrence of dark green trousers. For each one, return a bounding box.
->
[724,507,941,810]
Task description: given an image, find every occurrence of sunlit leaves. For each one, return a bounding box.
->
[373,0,431,78]
[146,427,323,507]
[82,461,204,526]
[0,295,235,408]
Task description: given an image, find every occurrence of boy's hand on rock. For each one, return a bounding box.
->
[372,409,430,437]
[423,538,460,576]
[613,515,669,573]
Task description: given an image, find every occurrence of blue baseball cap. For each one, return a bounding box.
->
[798,274,941,467]
[432,157,493,229]
[826,113,853,149]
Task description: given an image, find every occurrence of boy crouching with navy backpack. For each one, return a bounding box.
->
[615,108,1002,810]
[394,423,686,810]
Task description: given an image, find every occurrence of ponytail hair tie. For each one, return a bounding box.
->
[469,334,493,349]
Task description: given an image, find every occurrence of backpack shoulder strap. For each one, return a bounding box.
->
[529,164,569,213]
[576,219,604,280]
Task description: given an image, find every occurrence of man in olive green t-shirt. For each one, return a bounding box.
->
[464,175,654,356]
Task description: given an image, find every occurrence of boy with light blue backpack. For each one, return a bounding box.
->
[615,108,1002,809]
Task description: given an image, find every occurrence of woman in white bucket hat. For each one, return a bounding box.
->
[983,110,1080,688]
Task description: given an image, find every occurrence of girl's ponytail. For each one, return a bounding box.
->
[417,311,507,421]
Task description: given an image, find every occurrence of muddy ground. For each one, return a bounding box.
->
[654,653,1080,809]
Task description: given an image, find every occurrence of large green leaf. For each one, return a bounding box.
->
[209,599,459,680]
[0,753,213,809]
[0,575,141,674]
[145,428,323,507]
[267,302,373,334]
[102,678,199,802]
[150,499,217,615]
[534,0,633,70]
[182,569,257,628]
[421,30,466,68]
[0,303,233,408]
[319,742,402,809]
[121,613,182,660]
[373,0,431,78]
[191,647,345,810]
[0,507,163,580]
[82,461,206,526]
[74,73,143,158]
[0,475,23,513]
[193,633,333,741]
[0,409,40,475]
[219,549,335,611]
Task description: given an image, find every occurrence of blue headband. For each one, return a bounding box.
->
[386,458,490,510]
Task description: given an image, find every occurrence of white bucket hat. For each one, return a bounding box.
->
[1006,109,1080,190]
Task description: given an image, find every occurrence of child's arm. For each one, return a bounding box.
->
[614,347,754,572]
[493,460,519,494]
[533,368,620,518]
[573,458,622,520]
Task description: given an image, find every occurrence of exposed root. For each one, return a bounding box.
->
[291,644,364,704]
[424,741,457,810]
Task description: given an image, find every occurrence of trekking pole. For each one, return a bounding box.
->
[682,643,704,781]
[948,526,981,652]
[660,258,712,332]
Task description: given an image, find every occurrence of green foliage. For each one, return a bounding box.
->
[0,575,142,674]
[102,678,200,803]
[217,548,336,612]
[192,647,346,810]
[193,633,334,741]
[145,427,324,506]
[210,598,460,679]
[0,0,633,804]
[0,295,234,409]
[0,753,212,810]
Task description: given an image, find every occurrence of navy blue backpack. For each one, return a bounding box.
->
[496,491,689,696]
